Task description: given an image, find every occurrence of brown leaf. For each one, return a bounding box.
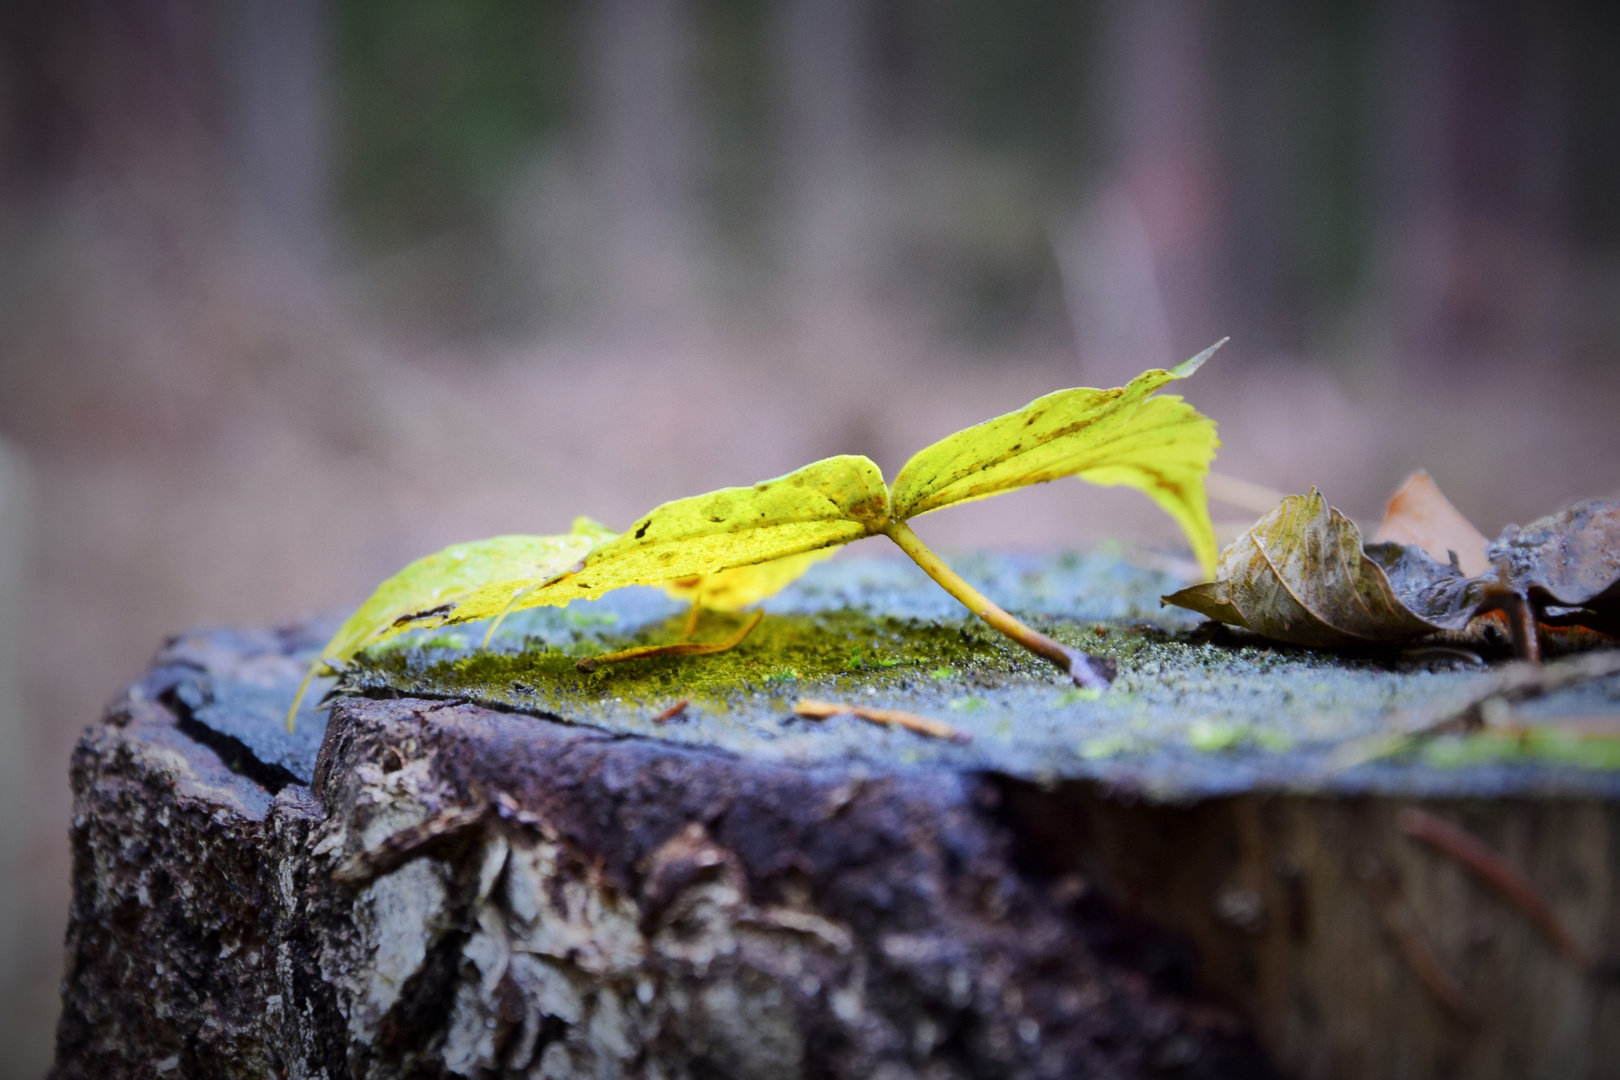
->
[1363,541,1485,633]
[1374,470,1491,577]
[1164,490,1475,647]
[1489,500,1620,636]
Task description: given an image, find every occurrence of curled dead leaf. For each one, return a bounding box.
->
[1488,500,1620,636]
[1164,490,1476,647]
[1167,476,1620,660]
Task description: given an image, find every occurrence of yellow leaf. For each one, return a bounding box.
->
[889,341,1223,575]
[300,359,1229,724]
[315,517,614,668]
[517,454,888,608]
[662,547,839,611]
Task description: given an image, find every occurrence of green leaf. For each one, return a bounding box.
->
[1163,490,1475,647]
[319,456,884,677]
[298,366,1228,724]
[514,454,888,609]
[889,341,1223,574]
[315,517,615,668]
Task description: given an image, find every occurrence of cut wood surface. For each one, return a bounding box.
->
[50,552,1620,1078]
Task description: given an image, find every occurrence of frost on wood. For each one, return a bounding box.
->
[51,628,1267,1079]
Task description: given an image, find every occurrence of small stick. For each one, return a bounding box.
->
[1399,808,1590,968]
[577,609,765,672]
[794,698,971,743]
[1356,855,1479,1025]
[482,583,538,647]
[882,521,1115,689]
[651,699,690,723]
[1330,650,1620,770]
[1492,718,1620,738]
[1474,585,1541,664]
[1205,472,1287,514]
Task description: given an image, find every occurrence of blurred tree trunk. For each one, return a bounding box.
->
[583,0,708,339]
[0,0,371,455]
[1218,0,1309,357]
[1065,0,1218,383]
[0,439,36,1068]
[0,0,223,195]
[225,0,333,266]
[0,0,230,447]
[771,0,872,332]
[1374,0,1571,363]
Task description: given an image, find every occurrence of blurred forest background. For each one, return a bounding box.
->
[1,0,1618,1070]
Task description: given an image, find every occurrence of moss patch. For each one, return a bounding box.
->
[339,550,1620,798]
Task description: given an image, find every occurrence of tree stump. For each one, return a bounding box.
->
[50,553,1620,1078]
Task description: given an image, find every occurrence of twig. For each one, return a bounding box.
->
[1474,585,1542,663]
[577,609,765,672]
[794,698,971,743]
[1355,855,1479,1025]
[1414,650,1620,735]
[1331,649,1620,771]
[651,699,690,723]
[1205,472,1287,514]
[1399,808,1589,968]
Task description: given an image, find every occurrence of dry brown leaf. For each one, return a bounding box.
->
[1488,500,1620,636]
[1374,470,1491,576]
[1168,487,1620,660]
[1165,490,1479,647]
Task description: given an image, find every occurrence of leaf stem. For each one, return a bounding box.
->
[576,609,764,672]
[882,521,1113,689]
[286,663,321,733]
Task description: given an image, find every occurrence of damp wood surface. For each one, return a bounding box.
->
[50,549,1620,1079]
[341,551,1620,798]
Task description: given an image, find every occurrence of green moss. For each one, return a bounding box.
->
[1423,730,1620,771]
[358,605,1033,715]
[337,553,1620,796]
[1188,719,1246,752]
[1079,734,1133,760]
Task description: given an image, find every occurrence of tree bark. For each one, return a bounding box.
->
[51,625,1271,1079]
[50,602,1620,1077]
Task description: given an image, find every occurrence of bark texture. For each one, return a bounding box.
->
[1007,783,1620,1079]
[51,623,1620,1078]
[51,628,1270,1079]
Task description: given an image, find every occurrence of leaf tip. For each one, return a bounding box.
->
[1172,337,1229,379]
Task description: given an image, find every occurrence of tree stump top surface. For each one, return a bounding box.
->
[165,550,1620,801]
[66,550,1620,1078]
